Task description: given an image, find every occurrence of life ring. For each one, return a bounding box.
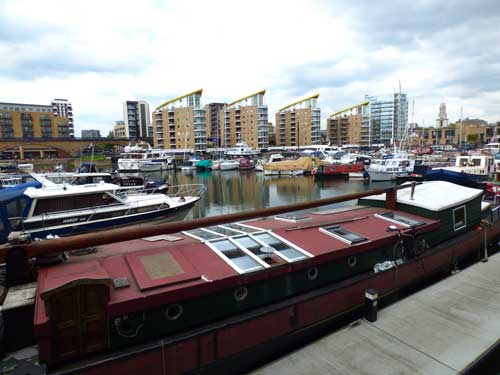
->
[311,168,318,175]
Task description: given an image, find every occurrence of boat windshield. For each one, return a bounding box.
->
[32,193,122,216]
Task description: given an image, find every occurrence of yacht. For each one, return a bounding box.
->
[0,181,204,243]
[367,153,416,181]
[225,142,259,157]
[255,154,284,171]
[212,159,240,171]
[118,146,175,172]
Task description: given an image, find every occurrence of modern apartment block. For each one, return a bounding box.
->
[205,102,225,146]
[327,112,362,147]
[275,94,321,147]
[81,129,101,139]
[152,89,206,151]
[123,100,151,140]
[113,121,127,138]
[0,102,71,139]
[51,99,74,137]
[360,93,408,147]
[222,90,268,149]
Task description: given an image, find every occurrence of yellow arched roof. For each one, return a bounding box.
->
[155,89,203,111]
[226,89,266,108]
[278,93,319,111]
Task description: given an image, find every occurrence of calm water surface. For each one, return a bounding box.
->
[144,170,396,220]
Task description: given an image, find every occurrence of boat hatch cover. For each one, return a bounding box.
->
[126,247,201,291]
[183,223,313,274]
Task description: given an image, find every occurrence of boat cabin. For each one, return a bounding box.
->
[455,155,494,174]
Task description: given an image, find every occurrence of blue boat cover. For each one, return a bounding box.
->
[0,181,41,203]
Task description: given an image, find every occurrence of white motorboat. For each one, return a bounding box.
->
[367,153,416,181]
[118,145,175,172]
[255,154,284,172]
[0,181,204,243]
[180,157,200,171]
[225,142,259,157]
[212,159,240,171]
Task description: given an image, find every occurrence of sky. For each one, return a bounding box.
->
[1,0,499,137]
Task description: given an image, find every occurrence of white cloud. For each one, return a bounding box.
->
[0,0,499,137]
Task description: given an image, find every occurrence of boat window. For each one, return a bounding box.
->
[232,236,268,258]
[32,193,121,216]
[6,197,29,218]
[319,225,367,245]
[209,239,264,273]
[453,205,467,231]
[252,232,308,261]
[470,158,481,166]
[375,212,425,228]
[183,228,224,241]
[221,223,262,233]
[205,226,242,236]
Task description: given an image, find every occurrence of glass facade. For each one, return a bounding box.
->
[361,93,408,147]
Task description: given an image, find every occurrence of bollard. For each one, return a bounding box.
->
[481,226,489,263]
[364,288,378,322]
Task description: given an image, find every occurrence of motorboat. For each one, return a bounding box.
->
[180,157,200,171]
[239,158,255,170]
[366,153,416,181]
[415,155,495,187]
[118,145,175,172]
[212,159,240,171]
[196,159,213,171]
[255,154,284,171]
[225,142,259,157]
[0,181,204,243]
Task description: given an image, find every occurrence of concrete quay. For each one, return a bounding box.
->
[252,252,500,375]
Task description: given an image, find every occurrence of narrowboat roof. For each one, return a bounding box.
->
[34,205,439,325]
[25,182,120,198]
[361,181,483,211]
[0,181,41,203]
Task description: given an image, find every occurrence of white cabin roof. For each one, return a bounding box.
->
[362,181,483,211]
[24,182,119,199]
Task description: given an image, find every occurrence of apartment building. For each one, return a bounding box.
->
[327,113,362,147]
[0,102,71,139]
[205,102,225,146]
[275,94,321,147]
[113,121,127,138]
[123,100,151,140]
[221,90,268,149]
[51,99,74,137]
[361,93,408,147]
[152,89,206,151]
[418,123,488,146]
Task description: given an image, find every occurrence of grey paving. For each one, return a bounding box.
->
[252,253,500,375]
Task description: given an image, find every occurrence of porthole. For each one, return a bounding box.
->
[234,286,248,302]
[307,267,318,280]
[165,304,183,321]
[348,256,357,268]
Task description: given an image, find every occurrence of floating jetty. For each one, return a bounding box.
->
[252,251,500,375]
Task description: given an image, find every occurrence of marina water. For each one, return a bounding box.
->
[143,170,396,219]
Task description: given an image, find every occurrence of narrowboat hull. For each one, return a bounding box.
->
[51,223,499,375]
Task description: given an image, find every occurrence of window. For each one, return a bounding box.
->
[375,212,425,228]
[319,225,367,245]
[453,206,467,231]
[208,239,265,273]
[32,193,121,215]
[252,232,308,261]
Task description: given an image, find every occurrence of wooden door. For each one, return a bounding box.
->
[47,284,109,363]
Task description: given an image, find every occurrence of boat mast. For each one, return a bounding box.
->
[459,106,463,149]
